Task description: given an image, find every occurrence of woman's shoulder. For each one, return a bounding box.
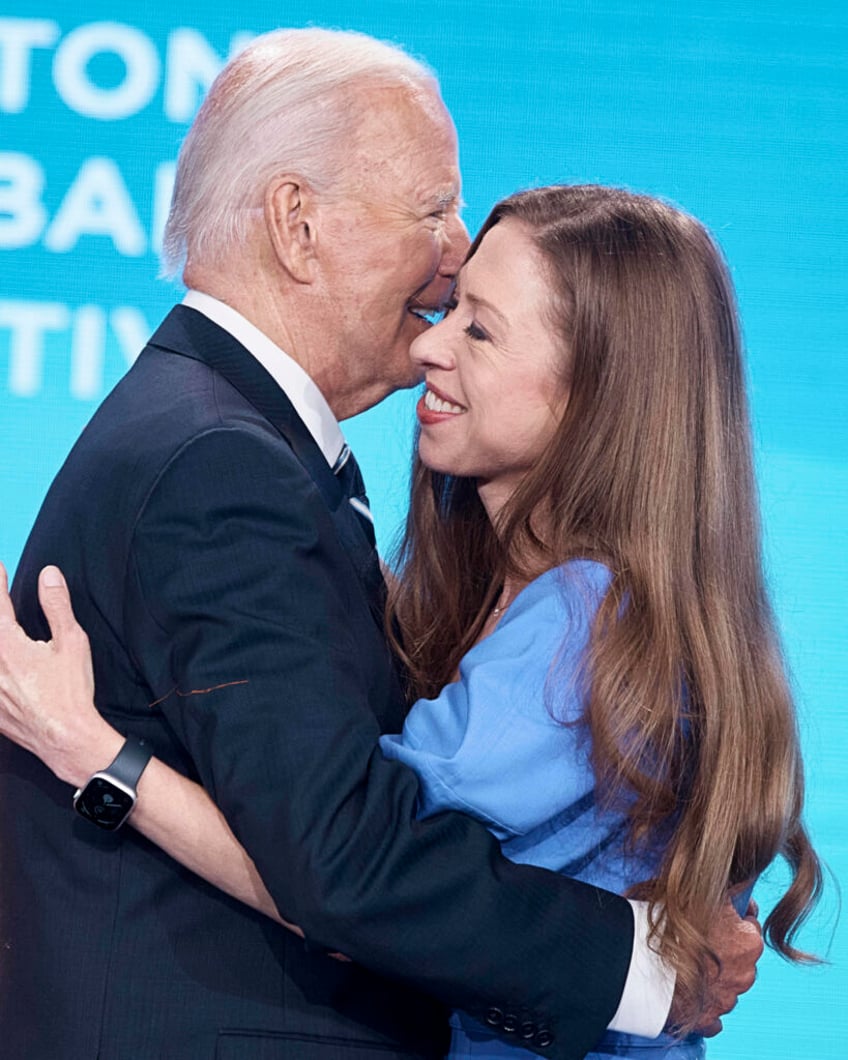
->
[459,558,612,720]
[501,557,612,628]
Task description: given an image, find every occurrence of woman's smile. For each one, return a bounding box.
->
[417,384,468,424]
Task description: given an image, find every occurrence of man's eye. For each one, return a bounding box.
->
[428,201,455,221]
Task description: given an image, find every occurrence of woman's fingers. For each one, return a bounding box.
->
[0,564,98,782]
[38,566,81,646]
[0,562,15,626]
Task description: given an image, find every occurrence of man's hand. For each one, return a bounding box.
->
[0,563,114,786]
[668,897,764,1037]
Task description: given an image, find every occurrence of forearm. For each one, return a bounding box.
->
[47,714,284,925]
[134,756,283,923]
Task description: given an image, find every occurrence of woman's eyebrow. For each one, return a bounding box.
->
[465,290,507,327]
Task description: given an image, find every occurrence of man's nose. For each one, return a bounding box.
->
[438,212,470,277]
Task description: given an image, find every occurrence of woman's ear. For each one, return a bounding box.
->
[263,177,318,283]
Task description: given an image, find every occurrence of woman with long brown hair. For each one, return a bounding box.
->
[378,185,821,1056]
[0,186,820,1058]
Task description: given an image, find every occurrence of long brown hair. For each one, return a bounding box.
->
[387,185,821,1022]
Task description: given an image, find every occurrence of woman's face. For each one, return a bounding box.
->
[410,218,569,519]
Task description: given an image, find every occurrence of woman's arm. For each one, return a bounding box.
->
[101,729,288,926]
[100,728,286,926]
[0,562,291,929]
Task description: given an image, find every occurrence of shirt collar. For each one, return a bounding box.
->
[182,289,346,469]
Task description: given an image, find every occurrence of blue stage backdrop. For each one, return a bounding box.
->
[1,3,845,1054]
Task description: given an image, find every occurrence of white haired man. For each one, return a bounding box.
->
[0,28,761,1060]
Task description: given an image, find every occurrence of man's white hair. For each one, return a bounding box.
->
[162,28,438,278]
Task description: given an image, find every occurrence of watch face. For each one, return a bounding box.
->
[75,777,134,830]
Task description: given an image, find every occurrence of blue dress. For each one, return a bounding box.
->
[380,560,704,1060]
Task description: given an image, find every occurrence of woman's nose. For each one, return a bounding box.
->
[410,317,457,371]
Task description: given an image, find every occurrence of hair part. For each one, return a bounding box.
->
[387,185,822,1023]
[161,28,438,279]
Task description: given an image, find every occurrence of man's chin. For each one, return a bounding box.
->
[395,356,425,393]
[387,371,424,397]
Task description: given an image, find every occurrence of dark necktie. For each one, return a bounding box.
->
[333,445,376,547]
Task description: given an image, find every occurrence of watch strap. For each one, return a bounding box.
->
[104,737,152,790]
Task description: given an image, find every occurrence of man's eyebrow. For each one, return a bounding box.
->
[430,190,463,209]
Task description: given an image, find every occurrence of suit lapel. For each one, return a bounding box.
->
[148,306,385,612]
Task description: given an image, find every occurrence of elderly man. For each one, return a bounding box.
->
[0,28,760,1060]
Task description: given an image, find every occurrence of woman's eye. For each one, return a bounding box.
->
[442,295,458,315]
[464,321,489,342]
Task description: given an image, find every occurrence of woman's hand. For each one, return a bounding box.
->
[0,563,120,786]
[0,562,350,954]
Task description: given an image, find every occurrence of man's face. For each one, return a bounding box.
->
[316,84,469,414]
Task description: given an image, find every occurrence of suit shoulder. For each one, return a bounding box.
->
[32,349,301,552]
[113,347,271,437]
[69,347,284,475]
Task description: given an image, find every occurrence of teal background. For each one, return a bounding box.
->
[1,2,844,1054]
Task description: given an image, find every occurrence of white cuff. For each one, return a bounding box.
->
[607,900,676,1038]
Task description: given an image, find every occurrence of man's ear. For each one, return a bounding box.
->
[264,177,319,283]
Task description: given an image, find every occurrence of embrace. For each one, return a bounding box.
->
[0,27,820,1060]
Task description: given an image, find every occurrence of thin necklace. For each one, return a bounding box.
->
[491,584,514,618]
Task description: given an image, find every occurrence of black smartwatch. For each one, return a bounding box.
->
[73,737,152,831]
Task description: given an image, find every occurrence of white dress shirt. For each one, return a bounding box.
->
[182,289,346,468]
[181,289,675,1039]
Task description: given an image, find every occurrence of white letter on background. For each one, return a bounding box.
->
[0,152,47,248]
[44,157,146,255]
[0,18,59,113]
[164,28,225,123]
[0,300,70,397]
[69,304,106,399]
[53,22,159,120]
[110,306,150,367]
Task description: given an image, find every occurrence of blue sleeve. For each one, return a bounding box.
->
[380,560,611,840]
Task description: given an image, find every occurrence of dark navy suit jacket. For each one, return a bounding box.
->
[0,306,633,1059]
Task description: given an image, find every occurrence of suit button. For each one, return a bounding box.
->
[484,1007,504,1028]
[520,1020,537,1039]
[534,1027,555,1048]
[502,1014,518,1034]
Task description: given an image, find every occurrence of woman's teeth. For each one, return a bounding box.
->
[424,389,465,414]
